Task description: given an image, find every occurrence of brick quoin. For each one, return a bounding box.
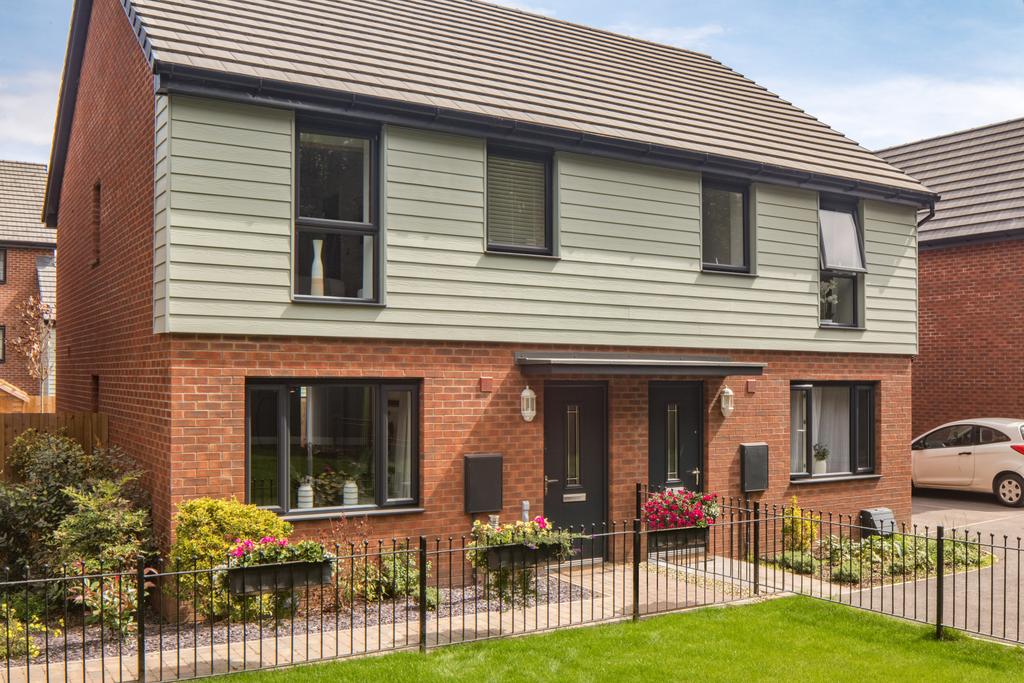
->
[0,246,54,396]
[914,238,1024,437]
[56,0,913,547]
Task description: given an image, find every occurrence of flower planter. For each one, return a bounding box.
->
[648,526,708,553]
[227,560,333,595]
[485,543,563,570]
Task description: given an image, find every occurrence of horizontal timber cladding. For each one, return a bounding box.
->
[159,94,918,354]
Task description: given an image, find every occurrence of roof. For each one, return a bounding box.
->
[45,0,933,223]
[877,117,1024,244]
[515,351,764,376]
[36,254,56,320]
[0,160,56,246]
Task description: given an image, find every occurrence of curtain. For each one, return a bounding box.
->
[388,391,412,500]
[813,387,851,473]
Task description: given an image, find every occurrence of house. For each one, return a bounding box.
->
[879,118,1024,437]
[0,160,57,412]
[45,0,932,542]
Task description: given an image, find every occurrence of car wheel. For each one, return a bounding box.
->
[995,473,1024,507]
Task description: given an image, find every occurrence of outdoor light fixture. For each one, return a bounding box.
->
[720,386,735,418]
[521,386,537,422]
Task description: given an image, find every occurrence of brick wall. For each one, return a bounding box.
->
[166,337,912,541]
[914,238,1024,436]
[0,246,54,396]
[54,0,174,539]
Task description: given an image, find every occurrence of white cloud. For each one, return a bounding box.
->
[487,0,557,17]
[774,75,1024,150]
[0,70,60,164]
[605,22,725,50]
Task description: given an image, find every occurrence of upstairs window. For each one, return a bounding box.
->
[295,126,378,302]
[486,147,552,255]
[819,197,864,327]
[701,178,750,272]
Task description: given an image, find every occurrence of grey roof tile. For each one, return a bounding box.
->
[0,160,57,245]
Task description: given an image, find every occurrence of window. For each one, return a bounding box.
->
[978,426,1010,445]
[790,383,875,478]
[565,404,580,486]
[915,424,973,450]
[486,147,552,254]
[295,126,378,302]
[0,249,6,283]
[818,197,864,327]
[246,381,419,513]
[701,178,749,272]
[0,326,5,363]
[92,182,101,267]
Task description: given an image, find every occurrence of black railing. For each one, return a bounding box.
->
[1,494,1022,681]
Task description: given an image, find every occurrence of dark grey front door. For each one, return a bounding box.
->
[649,382,703,491]
[543,383,607,540]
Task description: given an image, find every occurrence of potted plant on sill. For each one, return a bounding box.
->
[812,443,830,475]
[226,536,334,596]
[642,488,720,552]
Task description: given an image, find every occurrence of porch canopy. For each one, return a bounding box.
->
[514,351,765,376]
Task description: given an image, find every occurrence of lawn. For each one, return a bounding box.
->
[232,596,1024,682]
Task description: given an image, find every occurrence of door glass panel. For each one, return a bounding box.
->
[566,404,580,486]
[248,388,280,506]
[666,403,679,481]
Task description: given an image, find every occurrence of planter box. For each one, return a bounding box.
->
[648,526,708,553]
[485,543,563,570]
[227,560,333,595]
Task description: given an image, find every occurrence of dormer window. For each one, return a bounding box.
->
[819,197,864,327]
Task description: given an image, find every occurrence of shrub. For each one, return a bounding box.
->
[0,603,60,659]
[832,563,862,584]
[53,478,152,567]
[778,550,818,574]
[69,572,152,639]
[364,551,437,609]
[781,496,819,553]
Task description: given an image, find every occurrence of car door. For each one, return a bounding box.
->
[913,424,975,487]
[970,425,1010,489]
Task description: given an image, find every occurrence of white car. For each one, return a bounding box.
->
[912,418,1024,507]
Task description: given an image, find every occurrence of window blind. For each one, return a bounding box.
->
[487,154,549,251]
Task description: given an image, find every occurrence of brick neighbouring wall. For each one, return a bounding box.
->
[54,0,174,539]
[0,246,55,396]
[167,337,912,542]
[914,238,1024,436]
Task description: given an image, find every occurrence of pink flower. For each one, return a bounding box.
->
[533,516,548,530]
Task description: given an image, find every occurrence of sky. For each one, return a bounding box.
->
[1,0,1023,164]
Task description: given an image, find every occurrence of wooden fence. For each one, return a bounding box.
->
[0,412,108,477]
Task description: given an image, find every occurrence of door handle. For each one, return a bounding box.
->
[958,451,971,456]
[544,476,559,494]
[690,468,701,489]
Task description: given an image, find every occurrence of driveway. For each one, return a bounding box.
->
[913,490,1024,540]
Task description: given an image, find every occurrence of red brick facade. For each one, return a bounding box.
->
[56,0,914,546]
[914,237,1024,436]
[0,246,54,396]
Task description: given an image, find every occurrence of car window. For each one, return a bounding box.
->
[922,425,974,449]
[977,426,1011,445]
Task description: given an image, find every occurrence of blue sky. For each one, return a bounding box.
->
[2,0,1023,164]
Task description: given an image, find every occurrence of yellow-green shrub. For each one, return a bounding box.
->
[0,605,60,659]
[781,496,820,553]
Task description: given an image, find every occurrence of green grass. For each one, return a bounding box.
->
[232,596,1024,682]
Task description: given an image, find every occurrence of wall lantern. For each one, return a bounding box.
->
[521,386,537,422]
[720,386,735,418]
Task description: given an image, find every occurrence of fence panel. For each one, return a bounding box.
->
[0,412,107,477]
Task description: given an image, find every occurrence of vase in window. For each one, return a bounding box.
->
[812,443,830,475]
[297,476,315,509]
[343,479,359,506]
[310,238,325,296]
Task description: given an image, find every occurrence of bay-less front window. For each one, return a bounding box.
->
[790,383,874,478]
[818,197,865,327]
[247,381,418,513]
[295,127,378,302]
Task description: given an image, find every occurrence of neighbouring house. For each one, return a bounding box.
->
[879,118,1024,437]
[0,160,57,412]
[45,0,933,543]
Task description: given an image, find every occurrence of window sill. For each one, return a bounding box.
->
[819,323,865,331]
[281,506,425,522]
[484,249,560,261]
[701,265,755,277]
[789,473,880,485]
[291,294,385,307]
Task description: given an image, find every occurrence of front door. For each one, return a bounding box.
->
[649,382,703,491]
[543,384,607,543]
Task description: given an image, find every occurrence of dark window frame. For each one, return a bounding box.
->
[245,378,421,516]
[0,249,6,284]
[701,176,751,273]
[293,121,382,304]
[818,195,865,328]
[0,325,5,363]
[485,144,554,256]
[790,381,875,480]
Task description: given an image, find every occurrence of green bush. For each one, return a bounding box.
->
[778,551,818,574]
[53,478,151,568]
[373,552,437,609]
[0,603,60,659]
[831,563,862,584]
